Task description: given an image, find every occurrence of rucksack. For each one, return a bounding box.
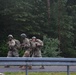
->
[14,39,21,49]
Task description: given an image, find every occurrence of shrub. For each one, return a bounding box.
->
[42,36,60,57]
[0,41,8,57]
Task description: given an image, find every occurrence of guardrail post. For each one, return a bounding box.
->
[25,65,28,75]
[67,65,70,75]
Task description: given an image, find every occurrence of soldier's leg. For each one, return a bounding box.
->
[21,51,29,69]
[5,51,12,68]
[34,49,44,69]
[13,50,19,57]
[38,50,44,69]
[7,51,12,57]
[21,50,32,70]
[23,50,30,57]
[20,51,28,69]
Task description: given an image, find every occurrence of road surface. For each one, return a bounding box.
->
[0,66,76,73]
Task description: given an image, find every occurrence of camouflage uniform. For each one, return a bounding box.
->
[30,38,43,57]
[21,38,31,57]
[7,35,20,57]
[30,37,44,69]
[20,33,32,69]
[5,35,20,68]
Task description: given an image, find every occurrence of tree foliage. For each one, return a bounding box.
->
[42,36,60,57]
[0,0,76,57]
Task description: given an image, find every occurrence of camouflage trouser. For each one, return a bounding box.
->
[32,48,42,57]
[23,48,31,57]
[32,48,44,69]
[5,49,19,68]
[7,50,19,57]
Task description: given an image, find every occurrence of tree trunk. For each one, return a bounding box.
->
[47,0,51,25]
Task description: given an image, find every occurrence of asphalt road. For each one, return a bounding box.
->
[0,66,76,73]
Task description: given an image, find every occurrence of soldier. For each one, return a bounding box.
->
[5,34,20,68]
[20,33,32,69]
[7,34,20,57]
[0,73,4,75]
[30,36,44,69]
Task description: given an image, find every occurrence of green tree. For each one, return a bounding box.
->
[0,0,76,57]
[42,36,60,57]
[55,0,76,57]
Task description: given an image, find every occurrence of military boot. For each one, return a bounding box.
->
[40,65,44,69]
[28,65,32,69]
[21,66,26,70]
[5,65,10,68]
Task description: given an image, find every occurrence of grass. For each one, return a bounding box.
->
[4,72,76,75]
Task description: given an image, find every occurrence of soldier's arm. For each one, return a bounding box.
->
[14,39,21,49]
[36,39,43,47]
[21,39,30,48]
[26,39,30,47]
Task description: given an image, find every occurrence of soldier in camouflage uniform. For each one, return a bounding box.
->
[20,33,32,69]
[30,36,44,69]
[5,34,20,68]
[7,34,20,57]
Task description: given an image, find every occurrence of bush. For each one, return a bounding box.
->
[0,41,24,57]
[0,41,8,57]
[61,48,76,58]
[42,36,60,57]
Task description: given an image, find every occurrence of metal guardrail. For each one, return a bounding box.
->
[0,57,76,75]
